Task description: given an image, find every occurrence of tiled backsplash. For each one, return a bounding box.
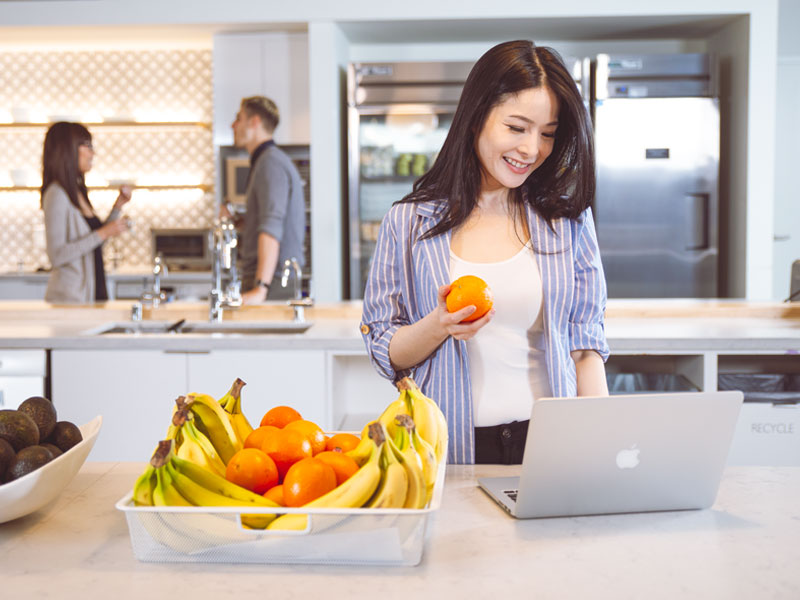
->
[0,49,214,273]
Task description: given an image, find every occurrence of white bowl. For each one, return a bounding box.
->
[0,416,102,524]
[9,168,37,187]
[10,107,32,122]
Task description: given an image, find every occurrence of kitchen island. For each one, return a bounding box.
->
[1,463,798,599]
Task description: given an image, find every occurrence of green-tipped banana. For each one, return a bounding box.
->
[392,415,427,509]
[149,442,193,507]
[218,378,253,445]
[170,455,277,507]
[164,462,275,529]
[347,421,378,466]
[170,406,228,478]
[399,377,449,463]
[185,393,242,464]
[377,391,411,439]
[132,465,157,506]
[268,422,386,531]
[366,434,409,509]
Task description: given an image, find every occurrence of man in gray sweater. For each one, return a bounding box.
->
[231,96,306,303]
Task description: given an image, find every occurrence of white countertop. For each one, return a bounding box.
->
[1,463,798,599]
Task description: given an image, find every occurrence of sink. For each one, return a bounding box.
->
[85,320,313,336]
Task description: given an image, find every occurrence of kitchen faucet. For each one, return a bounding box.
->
[209,218,242,322]
[281,257,313,322]
[138,253,169,309]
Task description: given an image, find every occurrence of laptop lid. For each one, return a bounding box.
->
[479,391,743,519]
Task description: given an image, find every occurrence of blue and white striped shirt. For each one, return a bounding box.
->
[360,199,609,464]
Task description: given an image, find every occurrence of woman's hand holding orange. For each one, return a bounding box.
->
[436,283,494,341]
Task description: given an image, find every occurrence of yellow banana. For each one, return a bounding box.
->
[132,465,157,506]
[377,391,411,439]
[409,424,438,504]
[184,393,242,464]
[399,377,449,464]
[170,407,228,478]
[347,421,377,466]
[268,422,385,531]
[153,466,193,507]
[366,435,408,509]
[164,462,275,529]
[391,415,427,509]
[218,378,253,444]
[170,455,277,507]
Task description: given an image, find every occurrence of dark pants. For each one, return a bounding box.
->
[474,420,529,465]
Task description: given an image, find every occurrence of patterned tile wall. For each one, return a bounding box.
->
[0,49,214,273]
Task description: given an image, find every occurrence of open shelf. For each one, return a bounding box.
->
[0,121,211,129]
[0,184,213,192]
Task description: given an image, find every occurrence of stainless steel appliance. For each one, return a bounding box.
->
[151,228,213,271]
[346,61,473,298]
[590,53,720,298]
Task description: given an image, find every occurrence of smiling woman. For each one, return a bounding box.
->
[360,40,610,465]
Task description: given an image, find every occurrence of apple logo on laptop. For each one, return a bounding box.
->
[616,444,640,469]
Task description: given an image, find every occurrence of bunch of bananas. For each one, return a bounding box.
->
[130,375,448,534]
[133,439,279,529]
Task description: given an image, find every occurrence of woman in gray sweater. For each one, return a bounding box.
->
[41,122,131,303]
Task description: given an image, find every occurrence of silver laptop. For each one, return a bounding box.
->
[477,391,743,518]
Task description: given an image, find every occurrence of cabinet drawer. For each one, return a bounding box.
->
[0,350,46,376]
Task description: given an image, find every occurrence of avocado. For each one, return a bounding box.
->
[0,438,15,481]
[6,445,54,482]
[40,442,63,459]
[47,421,82,452]
[0,409,40,451]
[18,396,58,441]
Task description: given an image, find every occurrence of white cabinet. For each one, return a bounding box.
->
[50,350,187,461]
[0,349,46,410]
[186,350,328,429]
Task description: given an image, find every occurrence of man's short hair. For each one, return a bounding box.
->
[241,96,280,133]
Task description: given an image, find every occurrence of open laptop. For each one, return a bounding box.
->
[477,391,743,518]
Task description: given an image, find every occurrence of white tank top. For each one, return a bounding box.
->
[450,243,551,427]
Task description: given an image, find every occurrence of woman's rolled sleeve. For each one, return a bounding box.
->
[361,208,410,382]
[568,208,610,362]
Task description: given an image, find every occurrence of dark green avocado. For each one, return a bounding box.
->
[46,421,83,452]
[0,409,40,451]
[6,445,54,482]
[18,396,58,441]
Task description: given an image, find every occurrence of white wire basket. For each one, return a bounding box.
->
[116,461,445,566]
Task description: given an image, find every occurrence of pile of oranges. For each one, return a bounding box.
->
[224,406,361,508]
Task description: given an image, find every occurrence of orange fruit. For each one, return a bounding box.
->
[244,425,280,450]
[260,405,303,429]
[315,450,359,485]
[325,432,360,453]
[283,457,337,507]
[284,419,327,455]
[445,275,493,322]
[225,448,279,495]
[261,427,314,480]
[263,484,285,506]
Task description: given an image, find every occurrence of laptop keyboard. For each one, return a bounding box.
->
[504,489,519,503]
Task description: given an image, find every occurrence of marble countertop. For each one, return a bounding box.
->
[0,299,798,353]
[1,462,798,599]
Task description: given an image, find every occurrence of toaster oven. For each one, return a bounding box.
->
[151,228,212,271]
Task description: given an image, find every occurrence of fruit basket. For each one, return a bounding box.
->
[116,458,445,566]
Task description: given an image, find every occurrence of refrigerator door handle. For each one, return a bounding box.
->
[685,193,710,251]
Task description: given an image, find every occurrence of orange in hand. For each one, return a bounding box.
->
[325,432,361,453]
[445,275,493,322]
[260,405,303,429]
[283,457,338,507]
[315,450,359,486]
[225,448,279,495]
[284,419,327,455]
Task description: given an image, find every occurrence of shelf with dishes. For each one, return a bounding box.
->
[0,121,212,129]
[0,184,213,192]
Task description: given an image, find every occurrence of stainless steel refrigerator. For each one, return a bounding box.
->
[591,53,720,298]
[346,61,473,299]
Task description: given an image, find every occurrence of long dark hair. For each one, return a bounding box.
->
[41,121,92,210]
[401,40,595,238]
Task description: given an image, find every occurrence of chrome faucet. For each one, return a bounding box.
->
[139,253,168,309]
[209,218,242,322]
[281,257,313,322]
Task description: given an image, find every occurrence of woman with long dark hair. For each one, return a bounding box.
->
[361,41,610,464]
[41,122,131,303]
